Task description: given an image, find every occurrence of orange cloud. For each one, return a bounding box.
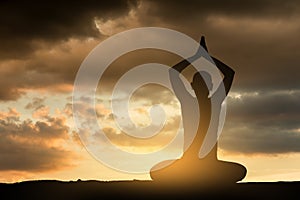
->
[0,108,76,172]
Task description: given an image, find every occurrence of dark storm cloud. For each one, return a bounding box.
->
[220,123,300,154]
[0,38,96,100]
[0,60,70,100]
[227,91,300,123]
[219,90,300,154]
[0,0,138,59]
[212,27,300,93]
[145,0,300,21]
[139,1,300,92]
[1,0,299,100]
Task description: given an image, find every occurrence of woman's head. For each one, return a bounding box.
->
[191,71,213,97]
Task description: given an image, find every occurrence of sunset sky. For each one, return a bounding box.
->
[1,0,300,183]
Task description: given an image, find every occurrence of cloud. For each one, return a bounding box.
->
[227,90,300,127]
[71,93,182,151]
[220,123,300,154]
[0,108,76,172]
[219,90,300,154]
[0,108,20,122]
[25,97,45,110]
[133,1,300,92]
[0,0,139,59]
[1,0,299,101]
[0,1,139,100]
[143,0,300,23]
[97,48,182,93]
[0,0,299,159]
[130,84,178,106]
[0,39,97,100]
[63,103,73,118]
[32,106,50,119]
[96,115,181,149]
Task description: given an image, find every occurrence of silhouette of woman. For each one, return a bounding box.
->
[170,36,235,161]
[150,36,246,186]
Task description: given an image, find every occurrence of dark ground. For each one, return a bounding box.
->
[1,180,300,199]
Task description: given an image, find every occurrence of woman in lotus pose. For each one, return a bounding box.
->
[150,36,246,185]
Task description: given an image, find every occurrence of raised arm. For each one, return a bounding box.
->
[200,36,235,96]
[169,60,192,101]
[171,47,202,73]
[169,45,202,100]
[212,56,235,96]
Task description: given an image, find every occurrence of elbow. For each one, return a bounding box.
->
[229,68,235,78]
